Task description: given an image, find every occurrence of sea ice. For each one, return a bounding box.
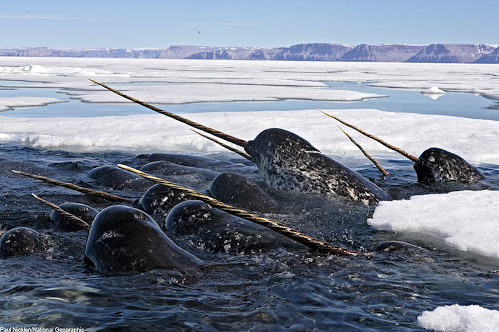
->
[0,57,498,165]
[0,57,498,101]
[0,96,67,111]
[65,82,384,104]
[418,304,499,332]
[1,108,498,164]
[423,86,446,94]
[422,85,446,99]
[368,190,499,259]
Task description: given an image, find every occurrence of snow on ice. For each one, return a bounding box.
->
[0,96,66,111]
[0,107,498,165]
[368,190,499,260]
[418,304,499,332]
[0,57,498,100]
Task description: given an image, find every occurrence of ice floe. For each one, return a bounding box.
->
[423,86,446,94]
[0,96,67,111]
[422,85,446,100]
[65,83,384,104]
[368,190,499,259]
[418,304,499,332]
[0,57,498,101]
[0,108,497,165]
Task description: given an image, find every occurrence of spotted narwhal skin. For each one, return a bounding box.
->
[244,128,391,205]
[0,227,49,258]
[413,148,485,184]
[135,184,191,228]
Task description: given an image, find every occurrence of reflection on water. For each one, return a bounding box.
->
[322,81,496,120]
[0,80,497,120]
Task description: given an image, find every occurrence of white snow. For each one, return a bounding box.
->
[0,109,498,165]
[0,57,498,100]
[0,133,16,142]
[422,85,446,94]
[368,191,499,259]
[418,304,499,332]
[14,63,128,77]
[0,96,67,111]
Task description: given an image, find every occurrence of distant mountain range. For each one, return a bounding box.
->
[1,43,498,63]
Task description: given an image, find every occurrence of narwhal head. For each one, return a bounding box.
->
[245,128,320,166]
[319,111,485,184]
[414,147,484,183]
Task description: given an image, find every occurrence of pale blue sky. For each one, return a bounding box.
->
[0,0,497,48]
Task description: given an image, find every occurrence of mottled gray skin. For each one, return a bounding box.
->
[244,128,391,205]
[87,166,150,191]
[140,161,220,182]
[414,148,485,184]
[0,227,48,258]
[50,202,98,231]
[208,173,279,213]
[84,205,203,276]
[165,200,307,253]
[135,184,191,227]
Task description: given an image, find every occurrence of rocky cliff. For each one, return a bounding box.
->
[338,44,423,62]
[474,46,499,64]
[271,43,353,61]
[1,43,497,63]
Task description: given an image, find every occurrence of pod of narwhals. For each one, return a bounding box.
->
[1,82,488,276]
[0,152,310,275]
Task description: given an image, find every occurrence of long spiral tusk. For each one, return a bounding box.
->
[89,79,248,147]
[319,110,419,162]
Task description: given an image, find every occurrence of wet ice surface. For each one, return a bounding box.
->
[1,58,499,330]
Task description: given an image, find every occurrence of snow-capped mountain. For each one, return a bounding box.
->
[185,47,270,60]
[475,46,499,64]
[338,44,423,62]
[0,47,165,59]
[0,43,497,63]
[271,43,353,61]
[406,44,495,63]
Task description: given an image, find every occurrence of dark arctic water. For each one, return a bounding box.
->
[1,81,499,331]
[0,142,499,331]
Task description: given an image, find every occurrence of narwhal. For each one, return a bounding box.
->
[319,111,485,184]
[28,172,363,259]
[89,80,391,205]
